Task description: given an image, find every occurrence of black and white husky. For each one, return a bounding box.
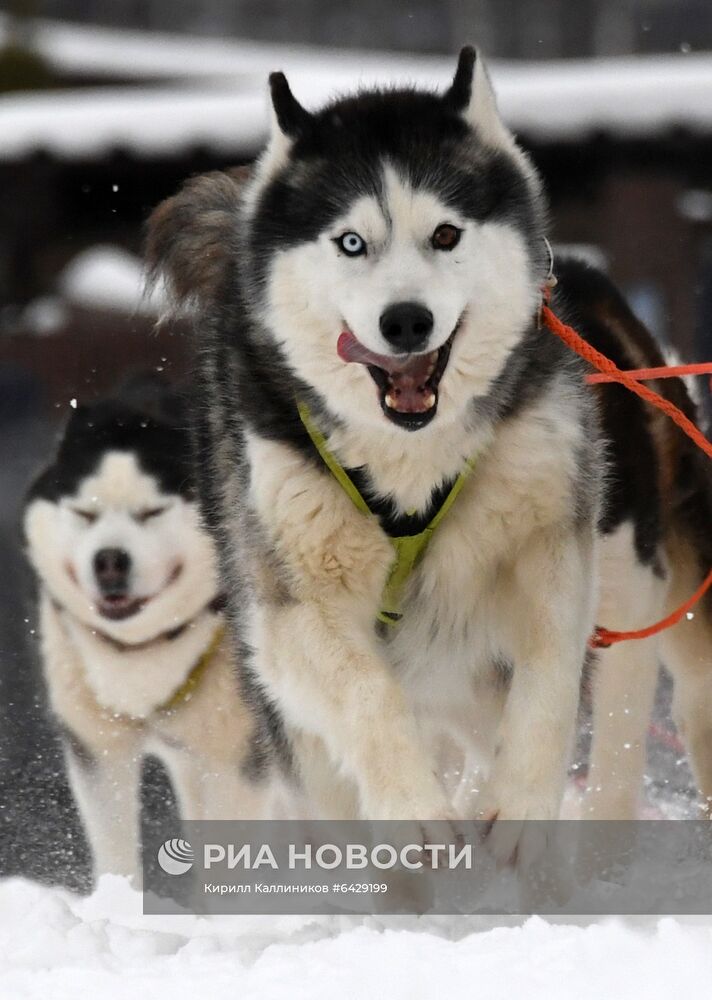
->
[148,48,712,836]
[24,387,269,883]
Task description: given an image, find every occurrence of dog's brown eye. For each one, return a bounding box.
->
[72,508,98,524]
[431,224,462,251]
[135,507,167,523]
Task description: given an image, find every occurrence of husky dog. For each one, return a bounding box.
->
[24,387,268,882]
[147,48,712,833]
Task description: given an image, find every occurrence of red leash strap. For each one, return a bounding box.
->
[539,299,712,649]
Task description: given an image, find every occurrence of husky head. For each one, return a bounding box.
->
[24,391,219,644]
[239,47,547,433]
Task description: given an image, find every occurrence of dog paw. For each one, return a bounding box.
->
[415,816,466,869]
[475,785,563,866]
[363,780,453,824]
[475,787,573,907]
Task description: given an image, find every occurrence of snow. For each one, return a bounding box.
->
[0,18,711,160]
[58,245,164,315]
[0,85,269,160]
[1,875,711,999]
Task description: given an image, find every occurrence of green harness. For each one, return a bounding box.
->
[297,402,477,625]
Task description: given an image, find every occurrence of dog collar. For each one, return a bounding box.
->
[297,401,476,625]
[53,602,226,720]
[159,624,226,713]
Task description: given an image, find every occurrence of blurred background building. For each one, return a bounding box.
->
[39,0,712,58]
[1,0,712,378]
[0,1,710,884]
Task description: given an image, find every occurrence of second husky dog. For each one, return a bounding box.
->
[24,388,269,882]
[148,49,712,835]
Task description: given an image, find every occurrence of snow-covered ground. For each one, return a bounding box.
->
[0,411,707,997]
[1,875,711,999]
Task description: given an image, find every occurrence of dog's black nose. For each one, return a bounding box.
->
[94,548,131,594]
[379,302,434,353]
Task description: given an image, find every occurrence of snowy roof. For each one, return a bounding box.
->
[1,18,712,161]
[0,15,454,83]
[58,245,165,315]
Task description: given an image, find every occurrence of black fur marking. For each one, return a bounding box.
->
[553,259,664,566]
[492,655,514,690]
[186,316,302,778]
[675,446,712,606]
[345,465,459,538]
[580,647,599,706]
[248,88,542,299]
[234,638,292,778]
[28,395,195,504]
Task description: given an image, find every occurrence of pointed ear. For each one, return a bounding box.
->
[268,71,312,139]
[444,47,512,149]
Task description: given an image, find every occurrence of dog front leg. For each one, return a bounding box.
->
[254,600,452,820]
[64,733,142,885]
[167,751,272,821]
[479,528,594,828]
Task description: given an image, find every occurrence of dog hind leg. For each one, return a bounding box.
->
[662,532,712,817]
[585,524,666,819]
[585,636,659,819]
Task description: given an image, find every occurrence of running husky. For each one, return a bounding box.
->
[24,386,268,883]
[147,48,712,831]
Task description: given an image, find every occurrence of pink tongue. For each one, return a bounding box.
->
[337,330,434,412]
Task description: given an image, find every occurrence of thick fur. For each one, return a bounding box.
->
[24,386,272,884]
[147,49,712,828]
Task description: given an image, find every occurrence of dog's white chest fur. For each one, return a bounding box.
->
[51,600,220,719]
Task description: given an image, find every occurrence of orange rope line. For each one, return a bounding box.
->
[542,302,712,463]
[540,300,712,649]
[586,362,712,385]
[593,567,712,649]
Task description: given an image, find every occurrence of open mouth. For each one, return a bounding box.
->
[96,594,149,621]
[337,320,461,430]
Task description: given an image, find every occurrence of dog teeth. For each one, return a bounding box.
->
[385,389,436,412]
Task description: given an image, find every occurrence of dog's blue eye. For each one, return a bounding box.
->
[432,224,462,251]
[335,232,366,257]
